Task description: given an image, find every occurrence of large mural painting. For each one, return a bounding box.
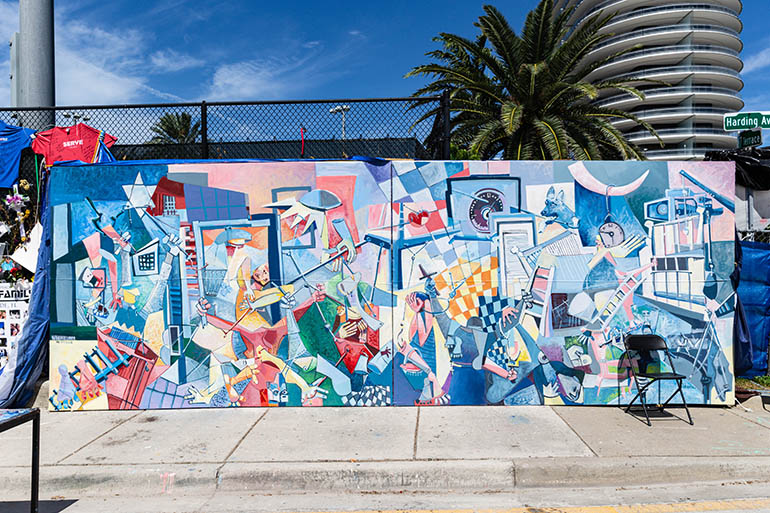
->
[48,159,736,410]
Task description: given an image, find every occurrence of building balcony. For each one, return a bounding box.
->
[625,127,737,146]
[643,148,711,160]
[589,24,742,62]
[587,44,742,81]
[564,0,742,27]
[600,4,742,34]
[611,107,731,129]
[610,65,743,92]
[595,85,744,110]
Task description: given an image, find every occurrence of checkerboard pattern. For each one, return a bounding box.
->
[425,231,458,267]
[485,337,513,372]
[433,256,500,324]
[341,385,391,407]
[477,295,513,333]
[382,161,469,203]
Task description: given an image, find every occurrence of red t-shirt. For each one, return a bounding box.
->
[31,123,117,165]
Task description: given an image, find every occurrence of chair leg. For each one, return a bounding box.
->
[625,379,655,426]
[657,381,694,426]
[638,386,652,426]
[625,390,641,413]
[676,379,694,425]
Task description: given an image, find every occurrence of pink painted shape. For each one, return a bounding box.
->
[82,232,102,266]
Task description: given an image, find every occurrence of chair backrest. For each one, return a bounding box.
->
[624,334,668,352]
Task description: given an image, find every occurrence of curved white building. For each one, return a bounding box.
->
[557,0,744,160]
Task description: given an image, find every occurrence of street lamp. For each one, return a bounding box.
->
[62,111,91,123]
[329,104,350,140]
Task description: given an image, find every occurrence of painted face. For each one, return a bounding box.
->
[267,380,288,405]
[252,264,270,287]
[81,268,94,283]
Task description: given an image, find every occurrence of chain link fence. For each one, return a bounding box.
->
[0,96,449,197]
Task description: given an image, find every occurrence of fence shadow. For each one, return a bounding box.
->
[0,499,77,513]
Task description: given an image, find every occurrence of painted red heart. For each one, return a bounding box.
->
[408,210,429,227]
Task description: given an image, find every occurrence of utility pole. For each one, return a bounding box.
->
[11,0,55,128]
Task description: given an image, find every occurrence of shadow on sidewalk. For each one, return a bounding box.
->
[0,499,77,512]
[625,404,695,426]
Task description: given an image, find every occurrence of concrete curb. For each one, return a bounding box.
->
[514,456,770,488]
[3,463,220,498]
[216,460,515,492]
[3,457,770,498]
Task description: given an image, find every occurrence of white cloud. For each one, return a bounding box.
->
[0,0,187,106]
[743,46,770,74]
[149,49,205,73]
[205,43,356,101]
[303,41,321,49]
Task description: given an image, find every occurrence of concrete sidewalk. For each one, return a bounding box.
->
[2,385,770,500]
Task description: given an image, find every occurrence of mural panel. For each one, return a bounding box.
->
[49,159,735,410]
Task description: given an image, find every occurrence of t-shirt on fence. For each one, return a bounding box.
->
[0,121,35,187]
[31,123,117,166]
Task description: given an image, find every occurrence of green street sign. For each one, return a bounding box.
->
[739,128,762,149]
[724,111,770,131]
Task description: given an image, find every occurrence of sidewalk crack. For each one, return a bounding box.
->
[215,408,270,487]
[413,407,421,460]
[550,406,599,457]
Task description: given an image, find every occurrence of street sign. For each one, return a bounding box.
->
[724,111,770,131]
[739,128,763,149]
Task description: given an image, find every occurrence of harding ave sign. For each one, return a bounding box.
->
[724,111,770,131]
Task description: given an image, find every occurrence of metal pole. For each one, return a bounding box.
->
[441,90,451,160]
[201,101,209,159]
[31,409,40,513]
[341,109,346,140]
[17,0,55,129]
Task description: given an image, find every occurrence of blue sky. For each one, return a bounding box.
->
[0,1,768,110]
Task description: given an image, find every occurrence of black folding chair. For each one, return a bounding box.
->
[621,334,693,426]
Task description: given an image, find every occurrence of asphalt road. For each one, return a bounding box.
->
[3,481,770,513]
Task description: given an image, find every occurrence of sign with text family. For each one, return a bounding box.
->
[724,111,770,131]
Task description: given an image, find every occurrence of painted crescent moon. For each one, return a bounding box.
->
[568,161,649,196]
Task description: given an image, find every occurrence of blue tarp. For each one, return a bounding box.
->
[737,240,770,377]
[0,179,50,407]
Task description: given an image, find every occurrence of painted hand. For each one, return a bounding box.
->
[302,385,329,403]
[311,284,326,303]
[195,298,211,316]
[162,234,184,256]
[337,321,358,339]
[279,293,297,310]
[609,234,646,258]
[337,238,356,265]
[500,306,515,327]
[184,385,213,405]
[406,292,424,311]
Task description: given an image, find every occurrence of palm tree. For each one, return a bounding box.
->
[149,112,201,144]
[406,1,662,160]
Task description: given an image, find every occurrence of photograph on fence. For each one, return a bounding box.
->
[47,159,736,410]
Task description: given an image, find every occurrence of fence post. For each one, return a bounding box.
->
[440,90,451,160]
[201,101,209,159]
